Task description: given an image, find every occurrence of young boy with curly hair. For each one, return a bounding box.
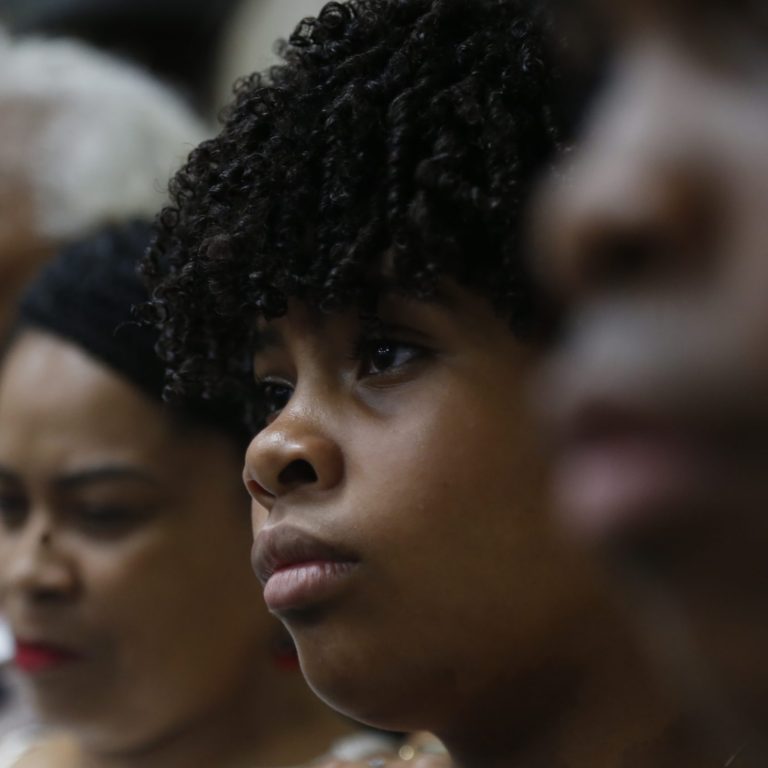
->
[145,2,705,766]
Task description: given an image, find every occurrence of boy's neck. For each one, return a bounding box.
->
[441,619,709,768]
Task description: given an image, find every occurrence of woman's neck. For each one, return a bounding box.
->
[440,619,709,768]
[77,663,356,768]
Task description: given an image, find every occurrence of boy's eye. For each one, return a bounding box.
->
[358,339,425,377]
[257,380,294,426]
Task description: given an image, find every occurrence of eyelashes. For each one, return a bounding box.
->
[0,499,153,540]
[255,380,293,427]
[353,336,428,377]
[253,334,430,428]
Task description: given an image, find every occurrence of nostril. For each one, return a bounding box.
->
[278,459,318,489]
[246,477,274,501]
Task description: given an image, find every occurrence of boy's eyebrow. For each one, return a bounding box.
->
[376,284,456,312]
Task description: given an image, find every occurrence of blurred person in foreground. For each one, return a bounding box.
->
[534,1,768,764]
[0,222,384,768]
[0,27,206,337]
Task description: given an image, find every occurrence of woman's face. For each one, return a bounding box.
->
[0,331,271,752]
[245,284,601,734]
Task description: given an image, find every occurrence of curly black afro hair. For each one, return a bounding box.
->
[145,0,579,411]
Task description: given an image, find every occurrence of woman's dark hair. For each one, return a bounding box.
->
[16,220,251,448]
[145,0,578,410]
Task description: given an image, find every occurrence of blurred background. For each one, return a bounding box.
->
[0,0,323,115]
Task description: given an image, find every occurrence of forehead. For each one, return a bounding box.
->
[0,331,173,473]
[593,0,753,19]
[587,0,768,43]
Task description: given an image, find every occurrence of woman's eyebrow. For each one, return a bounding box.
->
[52,466,160,490]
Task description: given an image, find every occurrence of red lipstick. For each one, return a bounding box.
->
[14,641,82,674]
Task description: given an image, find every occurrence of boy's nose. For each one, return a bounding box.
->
[243,415,344,510]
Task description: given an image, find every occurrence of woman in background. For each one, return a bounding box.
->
[0,222,388,768]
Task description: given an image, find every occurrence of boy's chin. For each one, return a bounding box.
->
[301,656,416,731]
[293,624,442,733]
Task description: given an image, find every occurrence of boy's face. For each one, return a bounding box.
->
[244,283,600,734]
[535,0,768,747]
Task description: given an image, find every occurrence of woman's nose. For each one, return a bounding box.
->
[2,519,78,603]
[243,412,344,510]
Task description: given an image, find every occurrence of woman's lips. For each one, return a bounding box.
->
[14,640,83,675]
[252,526,358,613]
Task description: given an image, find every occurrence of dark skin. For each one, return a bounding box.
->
[0,331,354,768]
[534,0,768,762]
[244,281,706,768]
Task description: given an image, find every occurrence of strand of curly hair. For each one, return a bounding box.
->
[144,0,580,419]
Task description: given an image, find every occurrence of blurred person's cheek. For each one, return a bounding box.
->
[529,7,768,535]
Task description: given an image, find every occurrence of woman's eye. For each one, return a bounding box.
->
[257,380,294,426]
[358,339,425,377]
[75,506,146,537]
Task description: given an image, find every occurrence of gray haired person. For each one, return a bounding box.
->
[0,27,206,334]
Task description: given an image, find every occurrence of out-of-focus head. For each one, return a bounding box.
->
[0,28,206,333]
[534,0,768,757]
[0,223,270,756]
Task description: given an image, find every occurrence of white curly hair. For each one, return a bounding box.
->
[0,27,209,240]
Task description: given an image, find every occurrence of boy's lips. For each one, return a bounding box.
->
[14,639,84,675]
[252,526,359,613]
